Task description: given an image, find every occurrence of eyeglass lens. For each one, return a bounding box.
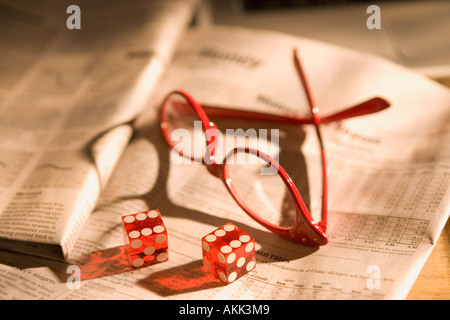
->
[226,150,298,229]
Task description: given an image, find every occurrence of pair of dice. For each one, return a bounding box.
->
[121,210,256,284]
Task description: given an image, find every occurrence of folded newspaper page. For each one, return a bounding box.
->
[0,0,197,260]
[0,24,448,299]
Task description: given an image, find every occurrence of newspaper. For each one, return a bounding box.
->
[0,0,197,260]
[0,17,449,300]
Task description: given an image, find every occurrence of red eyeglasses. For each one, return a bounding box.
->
[159,49,390,246]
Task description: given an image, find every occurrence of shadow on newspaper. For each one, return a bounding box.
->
[137,259,224,296]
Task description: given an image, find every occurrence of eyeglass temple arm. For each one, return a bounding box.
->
[293,48,328,230]
[321,97,390,123]
[198,97,389,124]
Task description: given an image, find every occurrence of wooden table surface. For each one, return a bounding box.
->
[407,219,450,300]
[407,77,450,300]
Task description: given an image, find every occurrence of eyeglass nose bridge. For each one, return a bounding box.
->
[206,162,223,178]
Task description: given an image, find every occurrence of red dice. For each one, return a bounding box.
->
[121,210,168,268]
[201,223,256,284]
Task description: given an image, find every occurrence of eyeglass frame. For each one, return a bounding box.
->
[159,48,390,246]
